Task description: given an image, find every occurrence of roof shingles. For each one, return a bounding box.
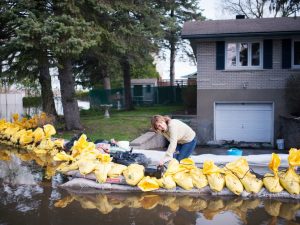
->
[182,17,300,39]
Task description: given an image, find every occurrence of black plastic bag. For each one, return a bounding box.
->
[110,151,150,167]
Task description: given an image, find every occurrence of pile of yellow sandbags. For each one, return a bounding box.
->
[0,113,65,179]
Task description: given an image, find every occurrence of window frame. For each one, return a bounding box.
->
[292,39,300,69]
[225,40,263,70]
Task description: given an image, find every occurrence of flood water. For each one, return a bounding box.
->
[1,145,300,225]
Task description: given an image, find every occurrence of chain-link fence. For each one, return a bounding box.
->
[89,86,184,108]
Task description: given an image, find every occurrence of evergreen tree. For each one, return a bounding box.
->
[159,0,203,86]
[0,0,58,118]
[42,0,103,130]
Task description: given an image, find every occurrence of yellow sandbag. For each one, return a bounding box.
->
[189,168,208,189]
[203,160,223,174]
[10,129,26,144]
[279,168,300,195]
[269,153,281,175]
[225,158,263,193]
[173,171,193,190]
[71,134,95,158]
[56,161,79,173]
[263,173,283,193]
[179,158,197,171]
[288,148,300,168]
[123,164,145,186]
[54,139,65,149]
[206,173,225,192]
[97,153,112,163]
[164,159,185,176]
[4,126,19,139]
[203,160,225,192]
[241,173,263,193]
[108,163,127,178]
[263,153,283,193]
[32,127,45,143]
[137,176,160,192]
[224,171,244,195]
[278,149,300,195]
[225,157,250,178]
[43,124,56,138]
[94,162,112,183]
[78,159,99,175]
[38,139,55,150]
[159,175,176,189]
[53,151,74,161]
[19,130,33,146]
[12,113,19,123]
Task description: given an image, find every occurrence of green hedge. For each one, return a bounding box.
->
[23,96,42,107]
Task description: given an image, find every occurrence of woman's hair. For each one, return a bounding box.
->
[150,115,171,131]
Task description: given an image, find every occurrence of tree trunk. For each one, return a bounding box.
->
[103,67,111,90]
[170,40,176,87]
[37,51,58,119]
[103,76,111,90]
[121,56,134,110]
[102,66,111,104]
[57,58,82,130]
[169,8,176,87]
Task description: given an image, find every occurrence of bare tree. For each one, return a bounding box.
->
[222,0,299,18]
[270,0,300,17]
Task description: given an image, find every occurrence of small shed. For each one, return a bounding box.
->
[131,79,158,105]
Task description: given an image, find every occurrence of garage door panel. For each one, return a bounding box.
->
[215,103,273,143]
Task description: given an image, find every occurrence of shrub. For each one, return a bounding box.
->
[75,90,90,101]
[23,96,42,108]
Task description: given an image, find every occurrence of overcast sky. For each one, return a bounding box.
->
[156,0,231,79]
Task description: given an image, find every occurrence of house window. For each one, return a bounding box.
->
[293,40,300,67]
[226,41,262,69]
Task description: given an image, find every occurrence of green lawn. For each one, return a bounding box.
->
[56,105,184,142]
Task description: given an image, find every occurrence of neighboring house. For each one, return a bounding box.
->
[181,72,197,85]
[182,16,300,145]
[131,78,158,104]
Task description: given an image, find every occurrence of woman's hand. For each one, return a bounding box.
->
[158,159,164,166]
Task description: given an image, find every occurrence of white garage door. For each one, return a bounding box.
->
[215,103,273,142]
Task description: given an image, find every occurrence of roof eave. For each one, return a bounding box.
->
[181,31,300,40]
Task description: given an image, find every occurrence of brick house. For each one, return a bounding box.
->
[181,17,300,145]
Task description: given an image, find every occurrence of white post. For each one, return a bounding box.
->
[104,107,110,118]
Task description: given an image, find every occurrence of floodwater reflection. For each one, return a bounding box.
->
[53,192,300,224]
[1,147,300,225]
